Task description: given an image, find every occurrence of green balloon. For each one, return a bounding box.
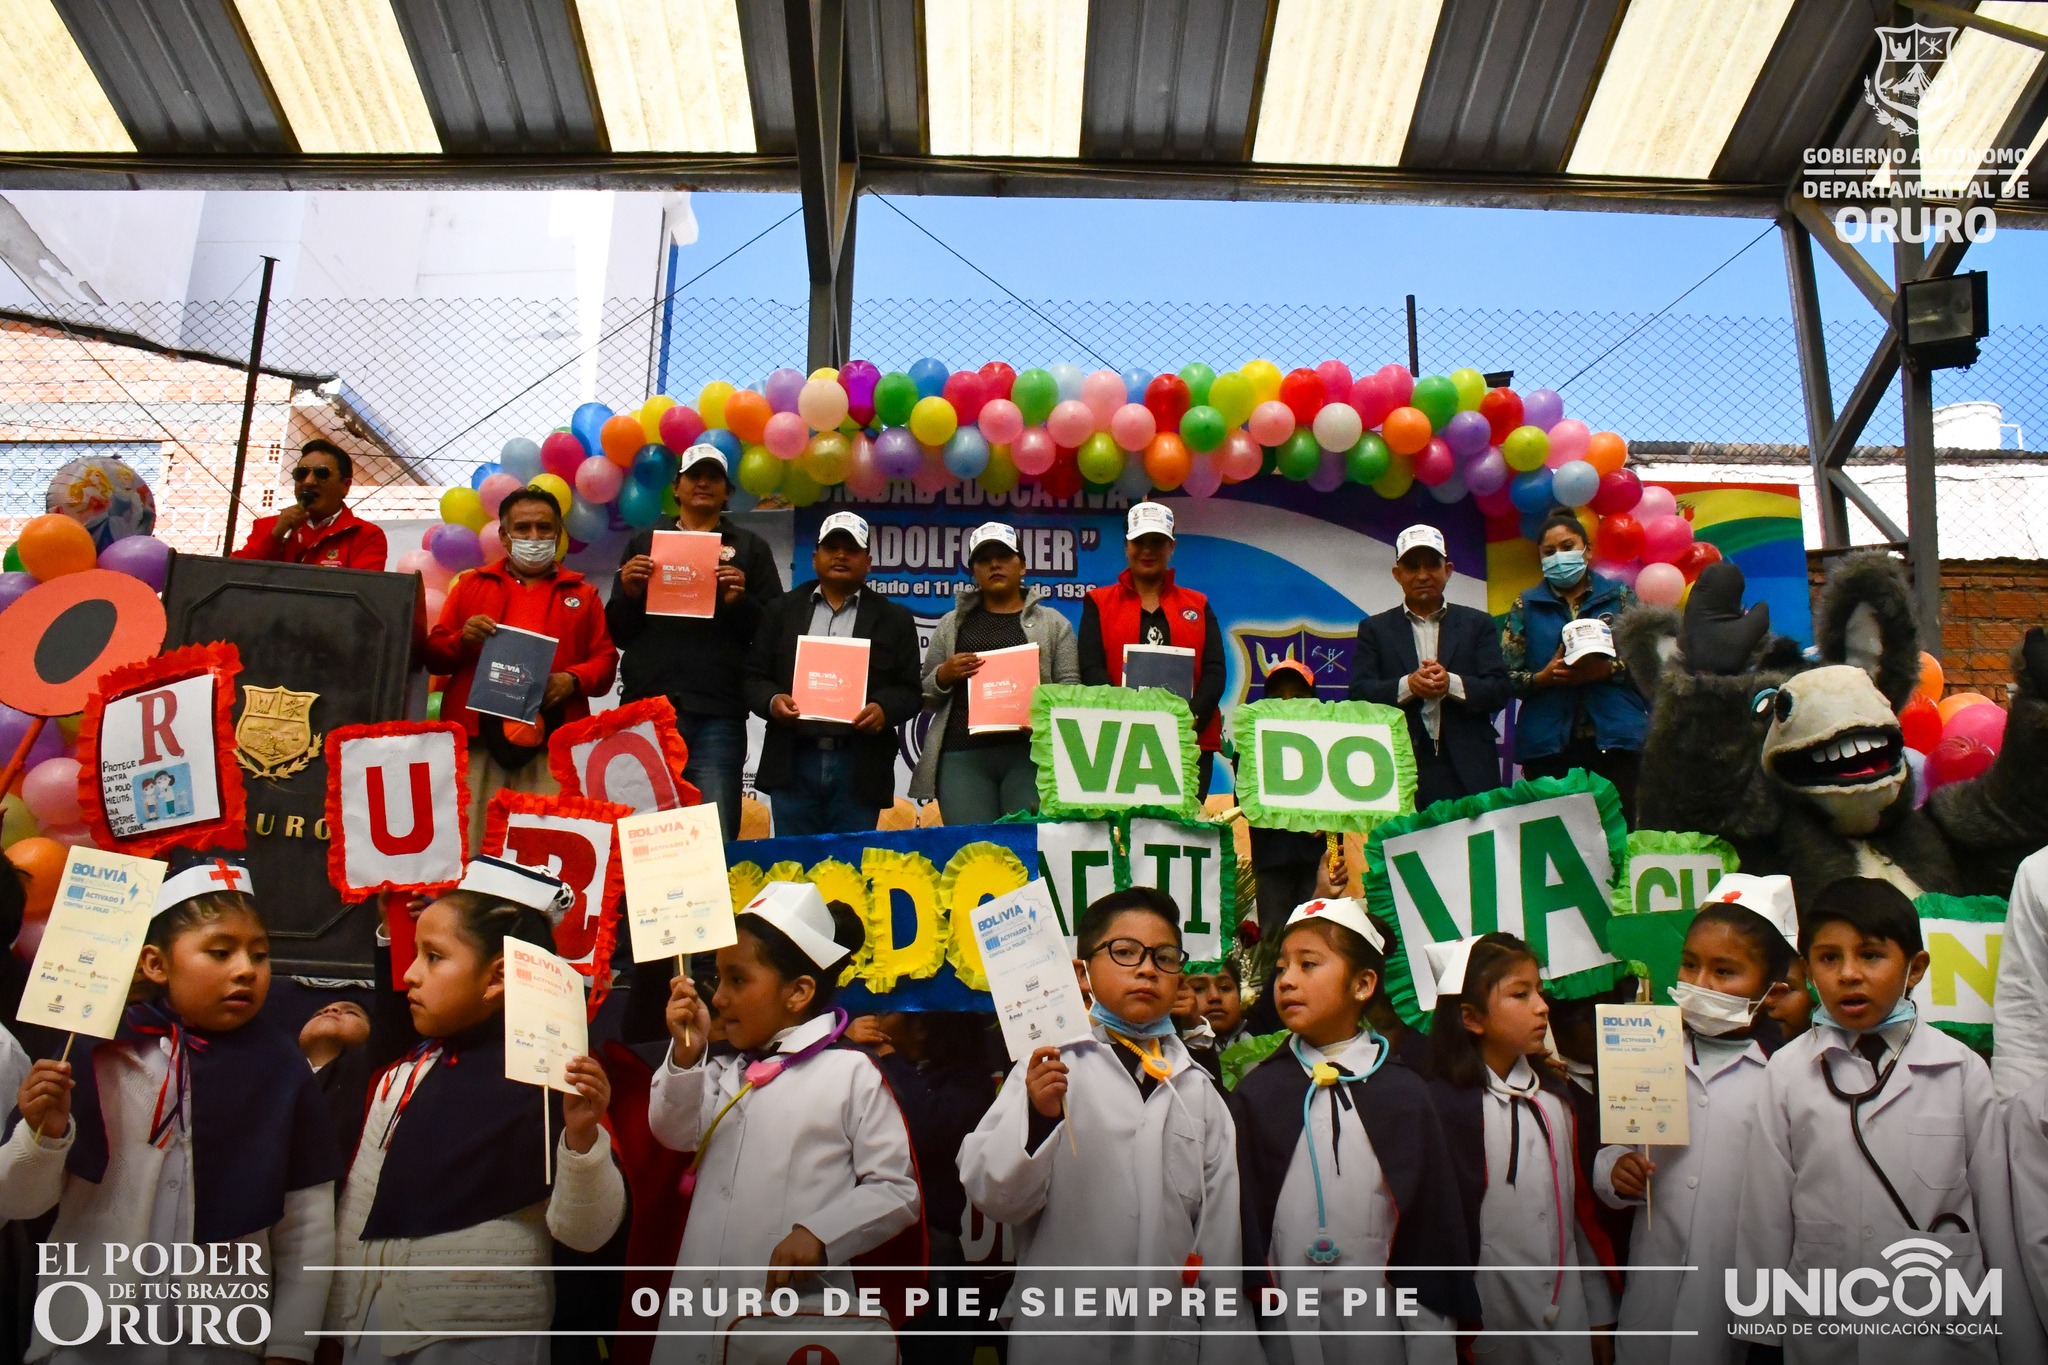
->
[2,543,19,574]
[1011,368,1059,425]
[873,373,918,426]
[425,691,443,722]
[1179,405,1226,454]
[781,461,823,507]
[737,445,783,497]
[1177,362,1216,407]
[1207,371,1255,427]
[1411,375,1458,432]
[1276,429,1321,481]
[1260,444,1278,477]
[1345,432,1392,484]
[1077,432,1125,484]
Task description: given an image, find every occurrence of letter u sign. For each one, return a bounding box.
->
[330,722,468,896]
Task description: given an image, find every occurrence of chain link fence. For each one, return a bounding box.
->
[5,291,2045,554]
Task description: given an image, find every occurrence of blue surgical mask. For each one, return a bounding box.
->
[1088,999,1176,1039]
[1540,548,1587,588]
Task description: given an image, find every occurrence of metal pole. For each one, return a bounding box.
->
[221,255,279,556]
[1780,218,1849,548]
[1405,294,1419,376]
[1888,10,1942,654]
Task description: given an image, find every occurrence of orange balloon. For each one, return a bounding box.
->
[15,514,97,582]
[1914,650,1944,704]
[723,390,772,445]
[1585,431,1628,478]
[1937,691,1992,723]
[1382,406,1432,457]
[1143,433,1192,490]
[600,414,645,466]
[6,836,65,918]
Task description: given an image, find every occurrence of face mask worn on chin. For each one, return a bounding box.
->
[1540,549,1587,588]
[1669,981,1764,1037]
[507,538,556,571]
[1087,998,1177,1040]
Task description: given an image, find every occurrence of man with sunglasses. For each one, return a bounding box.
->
[234,439,388,571]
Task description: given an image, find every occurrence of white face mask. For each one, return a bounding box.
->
[507,537,556,570]
[1669,981,1764,1037]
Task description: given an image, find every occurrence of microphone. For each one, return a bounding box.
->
[296,486,318,510]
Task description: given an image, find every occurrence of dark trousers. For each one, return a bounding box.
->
[675,710,746,841]
[1521,739,1641,826]
[769,742,882,837]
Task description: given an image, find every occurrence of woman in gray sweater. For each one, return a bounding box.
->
[909,521,1081,824]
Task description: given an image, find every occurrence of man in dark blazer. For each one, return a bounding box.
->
[1349,525,1512,810]
[745,511,922,836]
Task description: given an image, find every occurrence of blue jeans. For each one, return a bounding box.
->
[936,741,1039,826]
[771,744,882,837]
[676,711,746,842]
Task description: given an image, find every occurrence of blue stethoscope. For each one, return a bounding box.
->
[1292,1030,1388,1265]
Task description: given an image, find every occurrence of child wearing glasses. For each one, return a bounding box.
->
[959,886,1250,1365]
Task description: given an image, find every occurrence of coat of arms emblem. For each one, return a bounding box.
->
[235,685,322,780]
[1865,24,1961,134]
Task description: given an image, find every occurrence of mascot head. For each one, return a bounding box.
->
[1756,666,1907,834]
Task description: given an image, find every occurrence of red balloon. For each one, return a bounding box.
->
[1348,374,1393,429]
[1899,697,1942,754]
[657,404,705,451]
[1279,368,1324,425]
[1040,450,1082,500]
[1597,514,1645,562]
[1375,364,1414,408]
[1315,360,1354,405]
[1927,734,1996,790]
[1591,467,1644,515]
[1480,388,1525,445]
[1673,540,1723,582]
[1144,374,1191,429]
[942,370,989,425]
[977,361,1016,401]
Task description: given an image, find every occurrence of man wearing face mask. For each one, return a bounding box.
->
[233,440,388,570]
[426,488,618,845]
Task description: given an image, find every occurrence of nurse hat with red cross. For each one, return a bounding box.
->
[156,855,256,916]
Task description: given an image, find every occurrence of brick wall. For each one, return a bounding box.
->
[1807,551,2048,696]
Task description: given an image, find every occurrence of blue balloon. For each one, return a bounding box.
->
[1549,459,1600,508]
[700,428,742,463]
[618,477,664,529]
[631,443,677,488]
[1508,468,1555,514]
[565,495,610,544]
[499,436,540,471]
[942,428,991,479]
[469,461,501,490]
[1048,362,1084,402]
[1519,510,1548,542]
[570,403,612,457]
[500,441,544,482]
[1121,369,1152,403]
[907,357,949,400]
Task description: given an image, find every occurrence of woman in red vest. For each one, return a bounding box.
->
[1078,501,1227,796]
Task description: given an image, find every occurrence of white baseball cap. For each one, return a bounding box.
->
[968,521,1019,558]
[459,854,576,923]
[1700,873,1799,948]
[1560,617,1616,666]
[1394,525,1447,562]
[1127,501,1176,541]
[1421,934,1487,998]
[818,511,871,549]
[679,444,729,477]
[157,857,255,916]
[1285,898,1387,954]
[740,881,850,969]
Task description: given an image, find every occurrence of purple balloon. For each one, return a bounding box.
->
[1307,448,1346,493]
[431,525,484,573]
[1427,472,1469,504]
[0,571,35,613]
[839,359,881,405]
[764,367,807,414]
[0,703,66,768]
[97,534,170,591]
[1523,388,1564,432]
[1444,409,1492,460]
[872,427,925,480]
[1464,447,1509,496]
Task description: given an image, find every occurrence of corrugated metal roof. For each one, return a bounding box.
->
[1404,0,1621,174]
[1079,0,1271,163]
[388,0,603,155]
[53,0,290,154]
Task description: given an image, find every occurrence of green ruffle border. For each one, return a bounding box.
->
[1609,829,1742,916]
[1914,891,2008,1057]
[1232,697,1419,835]
[1367,770,1632,1029]
[1219,1028,1290,1091]
[1031,684,1199,820]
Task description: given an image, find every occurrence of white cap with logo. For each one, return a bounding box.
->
[679,444,730,477]
[818,511,871,549]
[1394,525,1448,562]
[1560,617,1616,665]
[740,881,850,969]
[1127,502,1176,541]
[968,521,1019,557]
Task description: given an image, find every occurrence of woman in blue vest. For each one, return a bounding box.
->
[1501,509,1648,821]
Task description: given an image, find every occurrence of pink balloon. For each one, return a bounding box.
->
[1928,734,1996,789]
[1376,364,1414,409]
[1248,400,1295,447]
[22,757,81,827]
[1012,427,1058,476]
[574,458,623,504]
[1590,468,1643,515]
[1047,400,1095,448]
[423,587,447,621]
[764,411,809,460]
[1546,418,1591,464]
[1315,360,1354,404]
[1474,484,1516,517]
[478,521,506,562]
[658,404,706,451]
[41,823,97,849]
[1600,561,1642,590]
[1635,485,1678,522]
[1639,515,1695,565]
[541,431,585,481]
[1110,403,1158,453]
[1183,453,1222,499]
[1082,370,1127,427]
[1217,429,1262,482]
[479,472,524,517]
[1635,561,1686,606]
[843,432,887,499]
[1943,701,2007,751]
[910,449,954,493]
[1414,438,1457,487]
[978,398,1024,445]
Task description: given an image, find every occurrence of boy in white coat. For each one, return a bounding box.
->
[958,887,1252,1365]
[1733,878,2043,1365]
[2006,1069,2048,1338]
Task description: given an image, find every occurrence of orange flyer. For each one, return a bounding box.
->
[648,530,721,618]
[792,635,870,724]
[967,643,1039,733]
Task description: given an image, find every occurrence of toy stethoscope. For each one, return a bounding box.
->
[680,1008,850,1197]
[1291,1031,1388,1266]
[1818,1017,1969,1235]
[1094,1005,1211,1288]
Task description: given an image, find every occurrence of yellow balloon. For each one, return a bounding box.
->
[439,486,488,531]
[1370,453,1416,500]
[56,713,82,743]
[1207,371,1256,428]
[1241,358,1284,405]
[908,396,959,446]
[979,445,1020,495]
[809,366,840,383]
[528,473,573,515]
[1449,368,1486,412]
[698,380,737,429]
[780,461,823,507]
[639,394,678,441]
[800,433,852,485]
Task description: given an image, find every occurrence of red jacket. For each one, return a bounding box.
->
[1087,570,1222,750]
[426,563,618,736]
[234,503,389,571]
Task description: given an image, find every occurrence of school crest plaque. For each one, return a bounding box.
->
[235,684,322,780]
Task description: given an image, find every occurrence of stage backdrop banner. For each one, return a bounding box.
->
[1232,697,1417,834]
[1032,684,1198,818]
[1367,771,1630,1025]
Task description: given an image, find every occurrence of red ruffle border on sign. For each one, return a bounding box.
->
[75,641,247,859]
[323,719,472,899]
[482,788,630,1017]
[547,695,701,807]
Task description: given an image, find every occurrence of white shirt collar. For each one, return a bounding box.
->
[768,1012,840,1054]
[1404,602,1446,625]
[1485,1055,1542,1101]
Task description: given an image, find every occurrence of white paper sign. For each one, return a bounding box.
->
[618,805,736,959]
[1596,1004,1689,1146]
[503,937,587,1094]
[1125,817,1225,967]
[18,847,168,1039]
[98,674,221,839]
[1031,820,1118,949]
[969,880,1092,1062]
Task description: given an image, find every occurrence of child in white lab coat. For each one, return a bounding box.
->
[2005,1068,2048,1332]
[1422,933,1615,1365]
[958,886,1249,1365]
[1229,898,1477,1365]
[649,881,922,1365]
[1593,874,1800,1365]
[1734,877,2042,1365]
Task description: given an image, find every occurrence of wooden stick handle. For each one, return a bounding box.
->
[676,954,692,1051]
[33,1033,76,1143]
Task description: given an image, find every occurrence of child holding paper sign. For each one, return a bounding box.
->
[0,857,343,1362]
[322,856,625,1360]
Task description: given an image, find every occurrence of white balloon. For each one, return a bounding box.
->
[1312,402,1364,453]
